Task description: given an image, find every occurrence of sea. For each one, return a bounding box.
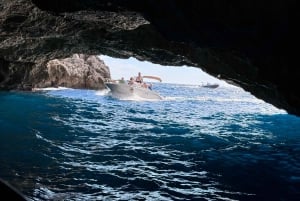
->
[0,83,299,201]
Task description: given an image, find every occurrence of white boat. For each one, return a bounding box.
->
[105,76,163,100]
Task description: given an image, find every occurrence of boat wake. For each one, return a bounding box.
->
[95,89,110,96]
[107,92,163,102]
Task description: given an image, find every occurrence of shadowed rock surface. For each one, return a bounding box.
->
[0,0,294,115]
[0,179,27,201]
[31,54,110,89]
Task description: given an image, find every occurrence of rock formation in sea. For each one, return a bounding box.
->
[0,1,294,116]
[30,54,111,89]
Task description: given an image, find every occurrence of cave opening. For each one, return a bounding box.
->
[99,55,230,87]
[98,54,287,113]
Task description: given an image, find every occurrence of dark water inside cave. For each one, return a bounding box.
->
[0,83,299,201]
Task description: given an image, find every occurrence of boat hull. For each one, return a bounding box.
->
[105,83,163,100]
[202,84,219,89]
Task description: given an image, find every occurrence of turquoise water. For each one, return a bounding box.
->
[0,83,299,201]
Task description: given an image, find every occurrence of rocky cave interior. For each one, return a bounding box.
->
[0,0,295,116]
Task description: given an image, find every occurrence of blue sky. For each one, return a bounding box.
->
[99,55,230,86]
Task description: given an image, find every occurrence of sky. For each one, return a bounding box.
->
[99,55,231,86]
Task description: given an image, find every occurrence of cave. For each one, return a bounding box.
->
[0,0,294,116]
[0,1,296,200]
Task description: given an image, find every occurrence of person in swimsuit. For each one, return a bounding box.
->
[135,72,143,83]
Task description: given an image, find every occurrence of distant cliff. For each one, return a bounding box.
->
[30,54,111,90]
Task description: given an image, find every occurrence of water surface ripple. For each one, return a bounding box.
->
[0,84,299,201]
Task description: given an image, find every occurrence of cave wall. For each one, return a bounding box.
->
[0,0,295,116]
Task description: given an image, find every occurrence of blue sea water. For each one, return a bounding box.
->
[0,83,299,201]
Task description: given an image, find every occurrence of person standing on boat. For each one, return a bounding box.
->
[135,72,143,83]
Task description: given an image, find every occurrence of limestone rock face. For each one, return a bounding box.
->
[32,54,111,89]
[0,0,295,116]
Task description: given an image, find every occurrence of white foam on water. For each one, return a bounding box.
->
[95,89,110,96]
[32,86,71,91]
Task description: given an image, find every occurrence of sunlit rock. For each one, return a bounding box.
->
[31,54,110,89]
